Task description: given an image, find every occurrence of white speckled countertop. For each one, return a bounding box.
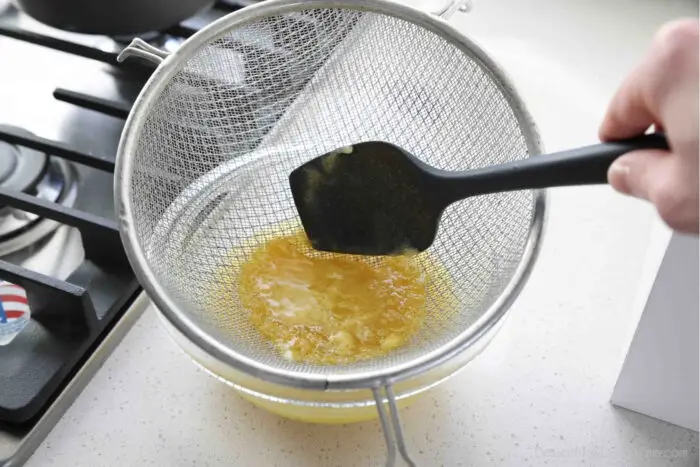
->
[27,1,699,466]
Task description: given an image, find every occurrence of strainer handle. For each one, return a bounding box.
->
[436,133,669,203]
[373,385,417,467]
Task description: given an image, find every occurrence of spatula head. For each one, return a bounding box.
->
[289,141,442,255]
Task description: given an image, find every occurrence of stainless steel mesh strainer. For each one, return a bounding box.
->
[115,0,546,465]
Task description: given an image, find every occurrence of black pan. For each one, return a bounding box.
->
[15,0,217,36]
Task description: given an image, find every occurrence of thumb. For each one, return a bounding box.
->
[607,149,672,200]
[607,148,699,233]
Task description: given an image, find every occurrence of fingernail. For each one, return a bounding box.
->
[608,162,632,194]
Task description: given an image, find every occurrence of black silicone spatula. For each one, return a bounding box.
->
[289,134,668,256]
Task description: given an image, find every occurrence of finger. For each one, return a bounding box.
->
[599,64,658,141]
[609,149,699,233]
[608,149,670,200]
[599,19,700,142]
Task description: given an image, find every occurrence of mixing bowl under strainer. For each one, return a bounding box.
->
[115,1,546,464]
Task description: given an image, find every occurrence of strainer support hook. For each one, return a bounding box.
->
[117,38,169,65]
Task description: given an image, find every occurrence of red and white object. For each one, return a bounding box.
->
[0,281,31,346]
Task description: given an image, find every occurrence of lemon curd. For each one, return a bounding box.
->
[237,231,427,364]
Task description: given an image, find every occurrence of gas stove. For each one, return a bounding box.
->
[0,1,253,464]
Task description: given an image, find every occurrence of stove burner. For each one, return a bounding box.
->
[0,131,47,194]
[0,126,78,257]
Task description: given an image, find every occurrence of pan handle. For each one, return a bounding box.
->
[116,38,170,65]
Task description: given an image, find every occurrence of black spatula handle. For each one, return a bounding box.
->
[438,133,669,203]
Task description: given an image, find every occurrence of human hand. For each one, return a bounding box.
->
[600,19,699,234]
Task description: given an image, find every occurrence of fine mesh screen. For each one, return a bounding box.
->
[127,7,536,379]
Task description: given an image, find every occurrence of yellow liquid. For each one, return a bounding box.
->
[238,231,427,364]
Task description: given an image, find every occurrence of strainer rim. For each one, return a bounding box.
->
[115,0,547,390]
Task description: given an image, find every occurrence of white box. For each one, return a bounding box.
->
[611,222,699,432]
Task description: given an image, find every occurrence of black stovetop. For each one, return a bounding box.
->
[0,0,249,439]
